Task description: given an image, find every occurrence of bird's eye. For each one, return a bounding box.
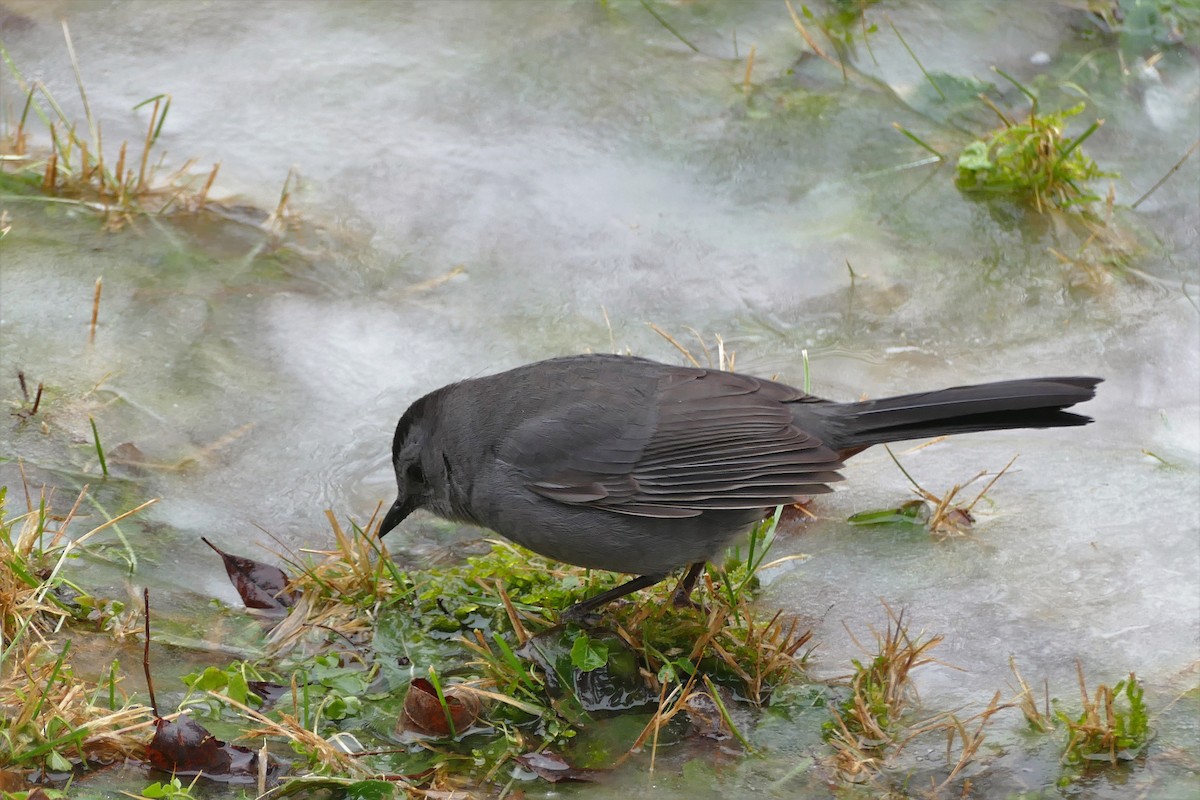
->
[406,462,425,485]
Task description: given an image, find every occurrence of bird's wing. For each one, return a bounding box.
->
[502,367,844,519]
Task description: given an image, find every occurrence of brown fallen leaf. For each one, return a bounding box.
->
[202,536,298,610]
[515,751,607,783]
[140,588,278,785]
[684,691,731,741]
[0,771,31,793]
[145,715,260,782]
[941,507,975,529]
[108,441,149,474]
[400,678,482,737]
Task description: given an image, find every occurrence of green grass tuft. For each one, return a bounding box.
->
[955,101,1110,212]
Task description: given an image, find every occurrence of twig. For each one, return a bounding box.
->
[26,382,42,416]
[143,587,159,717]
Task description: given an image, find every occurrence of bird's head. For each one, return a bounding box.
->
[379,396,435,538]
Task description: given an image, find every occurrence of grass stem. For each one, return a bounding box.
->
[89,416,108,477]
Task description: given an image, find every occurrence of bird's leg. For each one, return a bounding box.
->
[559,573,666,623]
[670,561,707,610]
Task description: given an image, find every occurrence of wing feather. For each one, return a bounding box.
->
[512,364,844,517]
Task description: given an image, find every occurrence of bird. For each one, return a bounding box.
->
[378,353,1100,621]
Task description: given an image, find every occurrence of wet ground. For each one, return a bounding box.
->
[1,0,1198,797]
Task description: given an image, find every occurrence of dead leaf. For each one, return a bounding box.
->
[0,771,31,793]
[202,536,298,609]
[941,507,974,529]
[683,691,731,741]
[145,716,262,782]
[515,751,607,783]
[400,678,482,736]
[108,442,149,474]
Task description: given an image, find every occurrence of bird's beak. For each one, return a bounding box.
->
[379,497,414,538]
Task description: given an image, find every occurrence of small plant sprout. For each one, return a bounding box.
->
[831,604,945,747]
[1056,662,1152,765]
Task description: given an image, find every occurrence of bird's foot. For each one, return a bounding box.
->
[670,588,709,615]
[558,602,603,627]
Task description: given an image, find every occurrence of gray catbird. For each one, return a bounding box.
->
[379,354,1100,620]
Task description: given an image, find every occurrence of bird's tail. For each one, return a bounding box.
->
[809,377,1102,456]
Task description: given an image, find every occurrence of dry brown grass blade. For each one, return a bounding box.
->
[135,96,160,193]
[211,690,382,779]
[196,161,221,209]
[709,638,755,688]
[264,510,403,657]
[3,483,143,646]
[73,498,159,548]
[1,635,156,767]
[742,44,757,92]
[647,325,739,372]
[825,604,1030,792]
[42,145,57,193]
[495,582,529,645]
[450,682,542,717]
[648,322,702,367]
[686,604,731,663]
[1009,656,1053,732]
[883,445,1018,538]
[6,85,35,155]
[170,422,255,470]
[6,30,229,227]
[916,690,1015,791]
[113,140,127,199]
[403,265,467,297]
[264,166,300,235]
[824,708,885,784]
[617,672,700,771]
[682,326,713,365]
[835,604,949,740]
[746,612,812,701]
[964,455,1018,514]
[1057,659,1138,767]
[783,0,837,66]
[89,277,102,344]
